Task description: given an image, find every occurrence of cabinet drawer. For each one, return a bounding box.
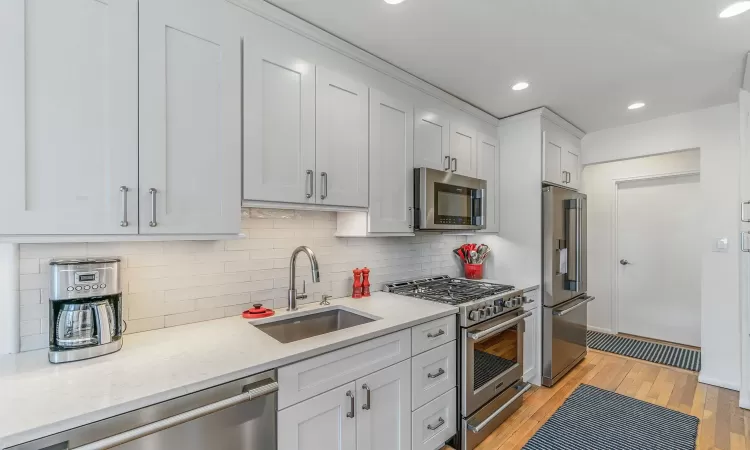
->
[412,388,457,450]
[412,341,456,410]
[411,315,456,355]
[278,329,411,409]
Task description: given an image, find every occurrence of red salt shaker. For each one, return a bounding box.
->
[353,268,363,298]
[362,267,371,297]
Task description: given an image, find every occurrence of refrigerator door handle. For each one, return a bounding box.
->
[565,199,578,290]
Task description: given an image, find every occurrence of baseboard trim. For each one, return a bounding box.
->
[698,374,741,392]
[587,326,613,334]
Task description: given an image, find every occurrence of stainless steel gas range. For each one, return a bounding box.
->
[385,276,533,450]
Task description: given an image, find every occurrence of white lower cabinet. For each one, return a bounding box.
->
[411,343,456,410]
[356,360,412,450]
[412,388,457,450]
[278,382,357,450]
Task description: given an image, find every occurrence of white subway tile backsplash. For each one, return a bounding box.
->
[16,208,466,351]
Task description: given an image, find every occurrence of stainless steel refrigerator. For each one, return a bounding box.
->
[542,185,595,387]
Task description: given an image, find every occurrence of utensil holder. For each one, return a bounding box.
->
[464,263,483,280]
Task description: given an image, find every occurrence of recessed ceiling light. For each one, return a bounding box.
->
[628,102,645,110]
[384,0,405,4]
[720,1,750,18]
[512,82,530,91]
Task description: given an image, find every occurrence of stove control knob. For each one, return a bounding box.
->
[493,305,502,314]
[468,310,480,321]
[483,306,493,317]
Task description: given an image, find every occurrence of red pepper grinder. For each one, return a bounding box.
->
[352,268,363,298]
[362,267,371,297]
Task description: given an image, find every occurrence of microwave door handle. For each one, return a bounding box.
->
[479,188,486,227]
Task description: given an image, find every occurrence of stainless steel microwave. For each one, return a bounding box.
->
[413,167,487,231]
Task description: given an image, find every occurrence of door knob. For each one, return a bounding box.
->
[620,259,630,265]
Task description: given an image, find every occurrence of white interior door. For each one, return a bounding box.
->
[617,174,701,347]
[368,89,414,233]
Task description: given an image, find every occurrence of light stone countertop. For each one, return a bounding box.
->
[0,292,457,448]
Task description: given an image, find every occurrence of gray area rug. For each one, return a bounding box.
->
[523,384,699,450]
[587,330,701,371]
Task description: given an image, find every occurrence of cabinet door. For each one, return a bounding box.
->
[139,0,240,234]
[243,41,316,204]
[477,133,499,233]
[449,123,477,177]
[0,0,138,235]
[278,382,357,450]
[356,360,411,450]
[369,90,414,233]
[543,130,563,185]
[316,67,369,207]
[414,109,450,172]
[562,149,580,190]
[523,308,539,384]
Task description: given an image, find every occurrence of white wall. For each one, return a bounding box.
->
[582,103,741,390]
[14,209,464,352]
[582,150,701,334]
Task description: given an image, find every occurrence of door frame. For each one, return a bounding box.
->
[610,170,701,335]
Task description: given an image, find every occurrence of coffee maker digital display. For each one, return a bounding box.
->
[48,258,124,364]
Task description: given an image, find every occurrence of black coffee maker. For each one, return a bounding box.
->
[48,258,124,363]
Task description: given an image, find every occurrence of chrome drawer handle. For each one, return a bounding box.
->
[467,383,531,433]
[361,384,371,410]
[119,186,129,227]
[148,188,157,227]
[553,296,596,316]
[427,417,445,431]
[427,368,445,379]
[427,329,445,339]
[346,390,355,418]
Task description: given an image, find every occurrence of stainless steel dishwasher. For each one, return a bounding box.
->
[7,370,277,450]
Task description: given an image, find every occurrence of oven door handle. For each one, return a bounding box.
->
[467,311,532,341]
[467,382,532,433]
[553,296,595,317]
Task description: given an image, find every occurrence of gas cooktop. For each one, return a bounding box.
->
[384,275,515,306]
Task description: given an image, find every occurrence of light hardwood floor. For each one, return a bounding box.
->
[470,349,750,450]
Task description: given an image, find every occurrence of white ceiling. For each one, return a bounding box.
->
[267,0,749,132]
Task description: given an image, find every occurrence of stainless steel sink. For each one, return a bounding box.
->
[254,308,377,343]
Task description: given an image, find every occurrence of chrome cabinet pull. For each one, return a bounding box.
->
[451,157,457,172]
[427,417,445,431]
[426,329,445,338]
[361,384,371,410]
[119,186,129,227]
[742,201,750,222]
[346,390,355,418]
[320,172,328,200]
[408,206,413,229]
[148,188,158,227]
[73,380,278,450]
[305,170,314,199]
[742,232,750,253]
[427,368,445,379]
[443,155,450,171]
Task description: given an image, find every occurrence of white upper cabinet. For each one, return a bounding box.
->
[243,40,316,204]
[139,0,240,234]
[316,67,369,208]
[368,89,414,233]
[356,360,412,450]
[0,0,138,235]
[449,123,477,177]
[542,118,581,190]
[414,109,451,172]
[477,133,500,233]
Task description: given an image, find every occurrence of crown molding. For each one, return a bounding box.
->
[498,107,586,138]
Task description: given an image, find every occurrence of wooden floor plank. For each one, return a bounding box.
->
[476,350,746,450]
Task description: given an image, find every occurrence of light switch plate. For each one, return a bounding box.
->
[713,237,729,253]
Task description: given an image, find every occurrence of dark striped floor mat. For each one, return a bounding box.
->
[523,384,699,449]
[587,330,701,372]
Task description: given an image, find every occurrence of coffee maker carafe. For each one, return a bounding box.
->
[48,258,123,364]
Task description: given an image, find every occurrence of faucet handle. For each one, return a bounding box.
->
[297,280,308,300]
[321,294,332,306]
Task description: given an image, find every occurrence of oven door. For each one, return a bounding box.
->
[415,167,487,230]
[461,309,531,416]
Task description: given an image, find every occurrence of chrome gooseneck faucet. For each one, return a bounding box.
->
[288,246,321,311]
